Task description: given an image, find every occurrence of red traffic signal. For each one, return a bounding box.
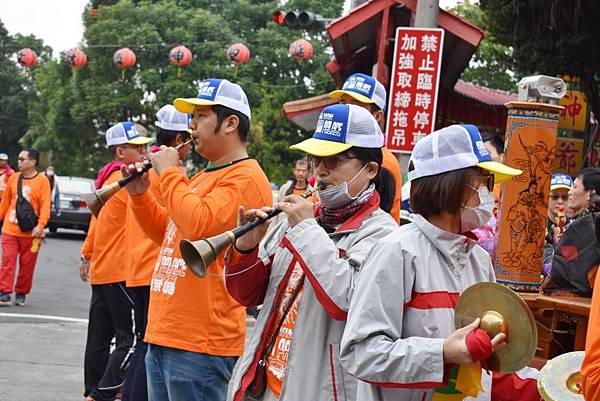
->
[272,10,331,29]
[272,10,286,25]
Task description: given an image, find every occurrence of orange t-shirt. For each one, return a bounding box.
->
[125,169,164,287]
[0,172,51,237]
[292,186,307,196]
[583,267,600,400]
[266,265,305,398]
[0,167,15,201]
[81,170,128,285]
[381,147,402,224]
[129,159,272,356]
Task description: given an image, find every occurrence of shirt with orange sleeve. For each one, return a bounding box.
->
[129,159,272,356]
[81,170,129,285]
[582,268,600,400]
[381,147,402,224]
[0,167,15,201]
[125,168,166,287]
[0,172,51,237]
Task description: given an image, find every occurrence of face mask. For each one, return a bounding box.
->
[46,170,54,177]
[460,186,495,232]
[317,164,368,209]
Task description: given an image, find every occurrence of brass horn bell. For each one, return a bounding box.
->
[179,231,236,278]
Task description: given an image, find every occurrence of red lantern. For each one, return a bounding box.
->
[289,39,313,61]
[17,48,37,68]
[113,48,136,80]
[113,48,136,68]
[65,49,87,68]
[169,45,192,67]
[226,43,250,64]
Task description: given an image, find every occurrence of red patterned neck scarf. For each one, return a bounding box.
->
[319,184,375,228]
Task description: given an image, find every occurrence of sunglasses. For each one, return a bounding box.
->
[550,194,569,201]
[308,153,358,170]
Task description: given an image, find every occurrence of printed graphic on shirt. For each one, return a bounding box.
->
[267,264,304,384]
[8,184,31,224]
[150,218,187,296]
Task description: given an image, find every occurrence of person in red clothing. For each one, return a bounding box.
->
[80,122,152,401]
[0,152,14,203]
[0,148,50,306]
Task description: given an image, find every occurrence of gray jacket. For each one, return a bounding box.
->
[225,193,396,401]
[340,214,495,401]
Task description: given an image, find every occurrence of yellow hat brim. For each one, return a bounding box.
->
[476,161,523,183]
[127,136,154,145]
[174,98,218,114]
[550,185,572,191]
[329,90,374,105]
[289,138,353,157]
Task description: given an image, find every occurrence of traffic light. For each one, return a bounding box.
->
[271,10,331,29]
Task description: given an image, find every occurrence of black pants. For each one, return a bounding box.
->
[123,285,150,401]
[84,282,134,401]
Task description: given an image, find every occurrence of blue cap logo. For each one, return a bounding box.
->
[551,173,573,188]
[121,121,141,140]
[314,104,349,143]
[343,73,376,99]
[462,124,492,163]
[196,79,221,101]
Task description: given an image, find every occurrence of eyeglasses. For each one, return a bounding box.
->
[121,144,147,153]
[308,153,358,170]
[550,194,569,201]
[17,157,29,162]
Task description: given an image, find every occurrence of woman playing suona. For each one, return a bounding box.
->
[341,125,541,401]
[224,104,397,401]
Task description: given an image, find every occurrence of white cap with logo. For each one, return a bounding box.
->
[329,73,387,110]
[408,124,522,183]
[105,121,153,147]
[155,104,190,131]
[173,78,251,119]
[290,104,383,156]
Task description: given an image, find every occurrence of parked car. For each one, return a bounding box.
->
[48,176,95,233]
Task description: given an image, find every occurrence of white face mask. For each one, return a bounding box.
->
[317,164,368,209]
[46,170,54,177]
[460,186,495,232]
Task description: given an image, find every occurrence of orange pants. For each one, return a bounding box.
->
[0,234,41,294]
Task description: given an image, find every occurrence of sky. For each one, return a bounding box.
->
[0,0,463,57]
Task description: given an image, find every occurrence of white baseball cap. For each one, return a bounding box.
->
[0,153,8,161]
[155,104,190,132]
[105,121,153,147]
[290,104,383,156]
[329,73,387,111]
[174,78,251,119]
[408,124,522,183]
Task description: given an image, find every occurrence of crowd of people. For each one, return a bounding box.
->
[1,72,600,401]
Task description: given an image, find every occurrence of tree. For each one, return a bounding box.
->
[449,2,517,92]
[25,0,341,183]
[480,0,600,128]
[0,19,51,166]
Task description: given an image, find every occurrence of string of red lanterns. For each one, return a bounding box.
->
[15,39,314,74]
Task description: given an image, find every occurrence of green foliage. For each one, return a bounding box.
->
[480,0,600,130]
[0,19,51,167]
[449,2,517,92]
[21,0,341,183]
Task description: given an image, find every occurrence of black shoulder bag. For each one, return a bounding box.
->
[16,174,39,232]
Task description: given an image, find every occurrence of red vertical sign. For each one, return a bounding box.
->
[386,27,444,153]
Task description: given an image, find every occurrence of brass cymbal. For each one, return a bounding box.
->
[454,282,537,373]
[538,351,584,401]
